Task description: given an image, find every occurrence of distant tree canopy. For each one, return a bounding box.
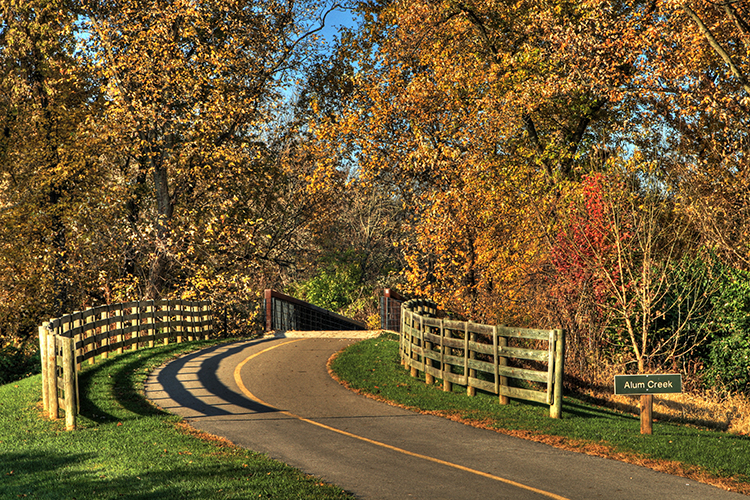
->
[302,0,750,386]
[2,0,750,391]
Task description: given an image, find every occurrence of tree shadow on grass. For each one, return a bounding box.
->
[561,398,640,421]
[1,450,343,500]
[77,346,179,425]
[1,451,94,498]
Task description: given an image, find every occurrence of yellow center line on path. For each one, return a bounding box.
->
[233,340,570,500]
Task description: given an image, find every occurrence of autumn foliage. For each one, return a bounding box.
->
[2,0,750,393]
[302,0,750,390]
[553,174,623,304]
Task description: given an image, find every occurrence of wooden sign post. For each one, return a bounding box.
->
[614,374,683,435]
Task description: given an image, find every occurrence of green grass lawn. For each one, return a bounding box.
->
[329,333,750,494]
[0,339,354,500]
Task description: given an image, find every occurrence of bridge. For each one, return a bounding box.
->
[37,289,399,430]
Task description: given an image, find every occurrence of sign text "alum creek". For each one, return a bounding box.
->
[614,374,683,395]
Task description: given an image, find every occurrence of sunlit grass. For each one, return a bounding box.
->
[0,340,354,500]
[330,333,750,494]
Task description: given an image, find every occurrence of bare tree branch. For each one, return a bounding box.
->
[682,2,750,96]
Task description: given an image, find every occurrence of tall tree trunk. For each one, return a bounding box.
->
[30,47,68,316]
[146,159,173,299]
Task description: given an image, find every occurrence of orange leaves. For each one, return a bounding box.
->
[305,1,608,321]
[73,0,332,299]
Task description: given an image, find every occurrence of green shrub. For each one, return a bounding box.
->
[704,265,750,394]
[649,255,717,363]
[0,341,40,385]
[290,252,365,313]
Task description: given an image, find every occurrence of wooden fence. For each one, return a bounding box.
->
[38,300,213,430]
[399,299,565,418]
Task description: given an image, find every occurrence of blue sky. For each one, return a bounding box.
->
[313,5,360,45]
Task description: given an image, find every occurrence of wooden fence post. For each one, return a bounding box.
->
[442,320,451,392]
[496,326,509,405]
[467,326,476,397]
[146,302,155,348]
[62,336,77,431]
[463,323,471,396]
[161,302,170,345]
[203,302,210,340]
[405,309,413,370]
[86,312,96,365]
[410,313,420,378]
[492,326,499,399]
[424,319,434,385]
[115,304,123,354]
[400,309,407,367]
[71,313,82,371]
[197,301,203,338]
[176,300,184,344]
[101,308,109,359]
[46,325,59,420]
[187,302,195,342]
[39,325,49,416]
[131,303,139,351]
[550,329,565,419]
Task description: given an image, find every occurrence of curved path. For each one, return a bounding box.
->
[145,335,744,500]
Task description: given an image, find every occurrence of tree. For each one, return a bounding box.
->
[80,0,330,299]
[0,0,102,342]
[0,0,361,345]
[305,0,651,324]
[629,1,750,268]
[553,164,713,375]
[549,173,620,375]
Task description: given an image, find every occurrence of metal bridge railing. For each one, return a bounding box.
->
[264,289,366,332]
[379,288,405,332]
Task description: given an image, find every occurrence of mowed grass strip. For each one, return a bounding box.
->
[329,333,750,495]
[0,340,354,500]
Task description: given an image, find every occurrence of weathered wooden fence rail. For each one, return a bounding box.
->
[38,300,214,430]
[400,299,565,418]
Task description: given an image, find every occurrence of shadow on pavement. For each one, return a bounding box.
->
[152,338,282,418]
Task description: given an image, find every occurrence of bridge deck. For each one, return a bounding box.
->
[264,330,383,339]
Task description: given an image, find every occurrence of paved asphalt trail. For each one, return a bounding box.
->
[145,335,745,500]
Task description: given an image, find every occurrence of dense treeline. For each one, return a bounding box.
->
[302,0,750,393]
[2,1,750,395]
[0,0,364,382]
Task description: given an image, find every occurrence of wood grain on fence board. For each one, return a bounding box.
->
[399,300,564,418]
